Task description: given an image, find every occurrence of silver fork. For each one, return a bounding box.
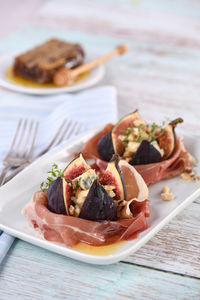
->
[0,119,39,186]
[3,119,82,184]
[0,118,82,265]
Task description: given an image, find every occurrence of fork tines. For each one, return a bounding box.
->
[4,119,39,161]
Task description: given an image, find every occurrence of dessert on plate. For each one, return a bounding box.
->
[81,110,196,185]
[13,39,84,84]
[23,153,150,247]
[22,111,197,249]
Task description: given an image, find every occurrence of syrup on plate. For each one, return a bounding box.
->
[5,66,89,88]
[73,241,124,256]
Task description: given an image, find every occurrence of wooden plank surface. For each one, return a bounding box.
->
[125,202,200,278]
[0,0,200,299]
[0,241,200,300]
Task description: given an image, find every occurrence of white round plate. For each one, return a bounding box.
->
[0,54,105,95]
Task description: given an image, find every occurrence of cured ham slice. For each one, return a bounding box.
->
[22,191,148,247]
[134,138,195,185]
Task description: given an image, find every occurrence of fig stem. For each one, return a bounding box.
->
[169,118,184,126]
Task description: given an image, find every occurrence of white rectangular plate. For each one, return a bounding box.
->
[0,126,200,265]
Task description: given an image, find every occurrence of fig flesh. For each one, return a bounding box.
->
[97,111,143,161]
[112,110,142,136]
[63,153,90,180]
[47,177,67,215]
[63,153,91,214]
[79,180,117,221]
[112,110,142,155]
[158,118,183,160]
[101,154,126,200]
[130,140,162,165]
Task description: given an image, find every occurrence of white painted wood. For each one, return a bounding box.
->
[0,0,200,298]
[0,240,200,300]
[125,202,200,278]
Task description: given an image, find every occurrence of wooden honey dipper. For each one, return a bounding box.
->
[53,44,129,86]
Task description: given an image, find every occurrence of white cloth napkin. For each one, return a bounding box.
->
[0,85,117,263]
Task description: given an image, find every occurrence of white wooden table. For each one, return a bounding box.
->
[0,1,200,299]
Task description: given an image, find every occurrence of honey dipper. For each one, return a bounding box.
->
[53,44,129,86]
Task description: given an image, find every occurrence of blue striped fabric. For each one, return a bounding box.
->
[0,85,117,263]
[0,233,15,264]
[0,86,117,167]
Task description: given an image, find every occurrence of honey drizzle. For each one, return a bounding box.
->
[72,240,124,256]
[5,66,89,88]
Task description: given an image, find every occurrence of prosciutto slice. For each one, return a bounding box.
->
[134,138,195,185]
[22,191,148,247]
[81,124,195,185]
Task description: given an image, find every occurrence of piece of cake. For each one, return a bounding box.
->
[13,39,85,84]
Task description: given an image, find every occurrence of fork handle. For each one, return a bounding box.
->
[3,163,29,184]
[0,165,12,186]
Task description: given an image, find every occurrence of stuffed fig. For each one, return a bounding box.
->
[130,140,162,165]
[97,111,183,165]
[79,180,117,221]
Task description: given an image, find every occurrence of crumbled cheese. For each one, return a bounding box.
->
[69,205,75,216]
[74,190,89,207]
[140,129,149,140]
[74,205,81,217]
[104,185,116,198]
[151,140,164,157]
[72,169,97,190]
[133,127,139,136]
[133,119,147,127]
[126,141,140,153]
[123,150,134,158]
[118,134,125,141]
[103,185,115,191]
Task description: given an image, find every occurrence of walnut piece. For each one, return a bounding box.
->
[180,168,200,182]
[161,192,175,201]
[161,185,174,201]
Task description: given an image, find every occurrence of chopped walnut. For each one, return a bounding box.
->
[161,185,174,201]
[162,186,170,194]
[180,168,200,182]
[161,192,175,201]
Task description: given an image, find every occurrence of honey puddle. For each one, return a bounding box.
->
[73,241,124,256]
[5,66,89,88]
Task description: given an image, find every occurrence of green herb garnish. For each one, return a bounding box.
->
[40,163,64,192]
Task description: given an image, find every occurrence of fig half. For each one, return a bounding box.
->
[97,132,114,161]
[158,118,183,159]
[130,140,162,165]
[47,177,67,215]
[63,153,90,180]
[79,180,117,221]
[101,154,126,200]
[63,153,91,214]
[98,110,143,161]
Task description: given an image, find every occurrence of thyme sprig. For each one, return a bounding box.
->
[40,163,64,192]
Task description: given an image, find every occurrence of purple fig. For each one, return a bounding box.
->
[79,180,117,221]
[47,177,67,215]
[130,140,162,165]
